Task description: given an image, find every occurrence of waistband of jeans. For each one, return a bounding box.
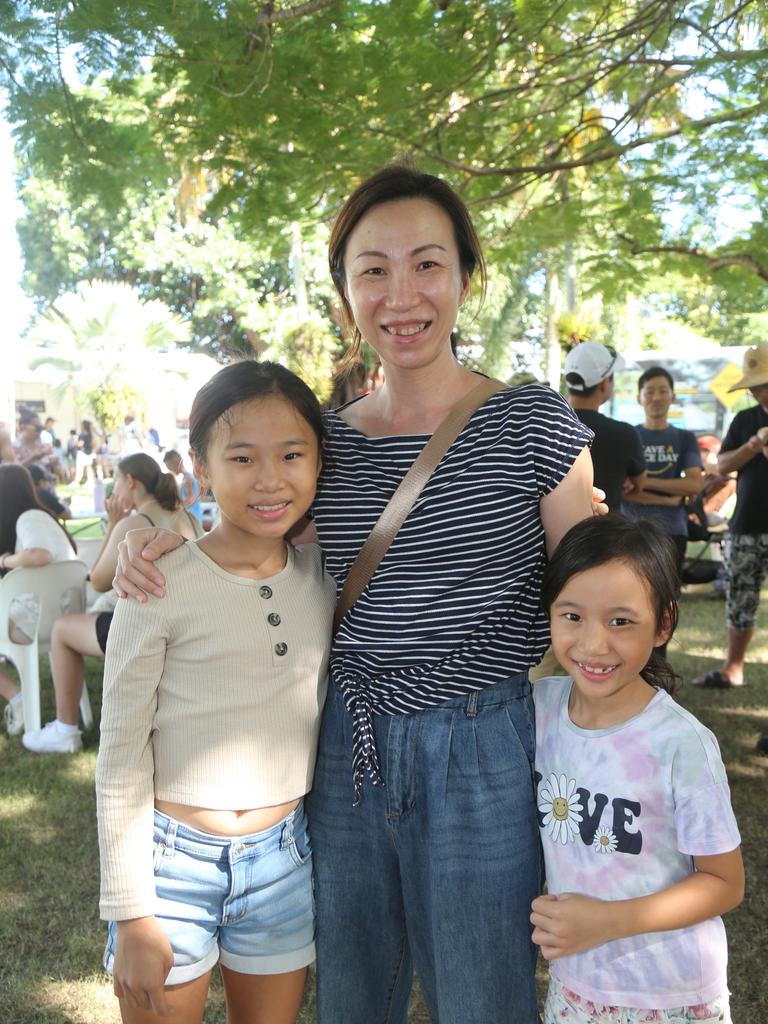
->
[417,672,531,713]
[152,802,304,856]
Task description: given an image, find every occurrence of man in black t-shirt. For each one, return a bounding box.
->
[694,343,768,689]
[564,341,646,511]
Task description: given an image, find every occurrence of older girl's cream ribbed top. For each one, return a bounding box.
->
[96,540,335,920]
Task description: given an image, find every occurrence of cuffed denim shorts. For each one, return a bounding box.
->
[103,802,315,985]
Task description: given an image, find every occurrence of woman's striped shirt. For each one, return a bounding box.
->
[312,382,593,799]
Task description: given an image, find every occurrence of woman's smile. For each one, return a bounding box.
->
[343,197,469,371]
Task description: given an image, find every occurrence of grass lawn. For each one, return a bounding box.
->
[1,583,765,1023]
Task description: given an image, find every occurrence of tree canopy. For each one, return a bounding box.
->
[4,0,768,373]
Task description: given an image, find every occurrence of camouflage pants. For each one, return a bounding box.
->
[725,532,768,630]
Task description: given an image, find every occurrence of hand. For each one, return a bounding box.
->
[113,917,174,1016]
[591,486,608,516]
[530,892,619,959]
[745,434,764,457]
[105,494,131,526]
[113,528,182,602]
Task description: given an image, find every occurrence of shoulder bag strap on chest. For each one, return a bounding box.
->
[332,376,506,636]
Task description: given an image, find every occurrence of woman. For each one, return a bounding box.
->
[75,418,98,484]
[0,463,78,735]
[22,453,202,755]
[115,164,595,1023]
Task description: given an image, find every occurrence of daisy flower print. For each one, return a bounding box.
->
[592,826,619,854]
[539,772,583,844]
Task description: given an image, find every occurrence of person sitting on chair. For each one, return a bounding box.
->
[22,453,202,754]
[0,464,78,736]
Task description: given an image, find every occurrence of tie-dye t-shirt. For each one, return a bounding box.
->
[533,676,741,1010]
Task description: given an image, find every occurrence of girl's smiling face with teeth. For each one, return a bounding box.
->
[343,197,470,373]
[193,395,321,549]
[549,559,671,726]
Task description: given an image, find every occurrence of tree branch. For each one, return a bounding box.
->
[253,0,338,28]
[616,235,768,283]
[418,100,768,181]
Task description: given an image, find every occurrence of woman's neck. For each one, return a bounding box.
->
[359,358,480,436]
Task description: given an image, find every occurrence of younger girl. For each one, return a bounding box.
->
[95,361,335,1023]
[532,514,744,1024]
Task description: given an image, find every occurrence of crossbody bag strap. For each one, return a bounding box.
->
[332,376,506,635]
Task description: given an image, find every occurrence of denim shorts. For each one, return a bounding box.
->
[103,803,315,985]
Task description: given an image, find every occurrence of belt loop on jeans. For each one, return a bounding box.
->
[465,690,479,718]
[280,813,295,852]
[164,817,178,854]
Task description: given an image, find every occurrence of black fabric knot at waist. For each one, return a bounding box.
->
[337,679,385,805]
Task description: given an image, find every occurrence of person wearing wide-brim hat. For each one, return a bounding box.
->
[693,343,768,691]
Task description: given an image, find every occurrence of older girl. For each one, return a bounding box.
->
[98,362,335,1023]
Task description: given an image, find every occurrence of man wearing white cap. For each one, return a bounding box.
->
[694,343,768,688]
[563,341,646,511]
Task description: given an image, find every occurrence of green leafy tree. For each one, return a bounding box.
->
[5,0,768,374]
[88,381,148,433]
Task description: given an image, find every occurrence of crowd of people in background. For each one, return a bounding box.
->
[0,403,208,738]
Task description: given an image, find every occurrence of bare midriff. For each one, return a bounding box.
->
[154,798,301,836]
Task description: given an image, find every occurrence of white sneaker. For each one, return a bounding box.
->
[4,694,24,736]
[22,721,82,754]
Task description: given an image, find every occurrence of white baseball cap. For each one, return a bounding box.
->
[564,342,625,391]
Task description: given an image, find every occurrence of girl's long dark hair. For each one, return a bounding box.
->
[0,464,77,556]
[541,514,679,693]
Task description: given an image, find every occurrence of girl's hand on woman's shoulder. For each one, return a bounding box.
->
[113,917,174,1016]
[591,486,608,516]
[113,528,183,602]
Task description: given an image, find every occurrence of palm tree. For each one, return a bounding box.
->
[27,280,192,430]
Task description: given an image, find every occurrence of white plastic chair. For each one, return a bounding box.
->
[74,536,105,610]
[0,561,91,734]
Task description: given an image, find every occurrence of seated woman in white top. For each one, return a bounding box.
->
[0,463,78,735]
[22,452,203,755]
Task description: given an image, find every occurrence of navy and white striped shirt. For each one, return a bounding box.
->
[312,382,593,799]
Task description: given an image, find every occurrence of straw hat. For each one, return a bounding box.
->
[727,343,768,391]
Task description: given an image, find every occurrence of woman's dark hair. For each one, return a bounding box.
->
[329,162,487,372]
[117,452,181,512]
[0,464,77,556]
[541,514,680,694]
[188,359,325,462]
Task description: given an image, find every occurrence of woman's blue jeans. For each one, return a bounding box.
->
[306,672,542,1024]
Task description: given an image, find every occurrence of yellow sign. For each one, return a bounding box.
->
[709,363,744,408]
